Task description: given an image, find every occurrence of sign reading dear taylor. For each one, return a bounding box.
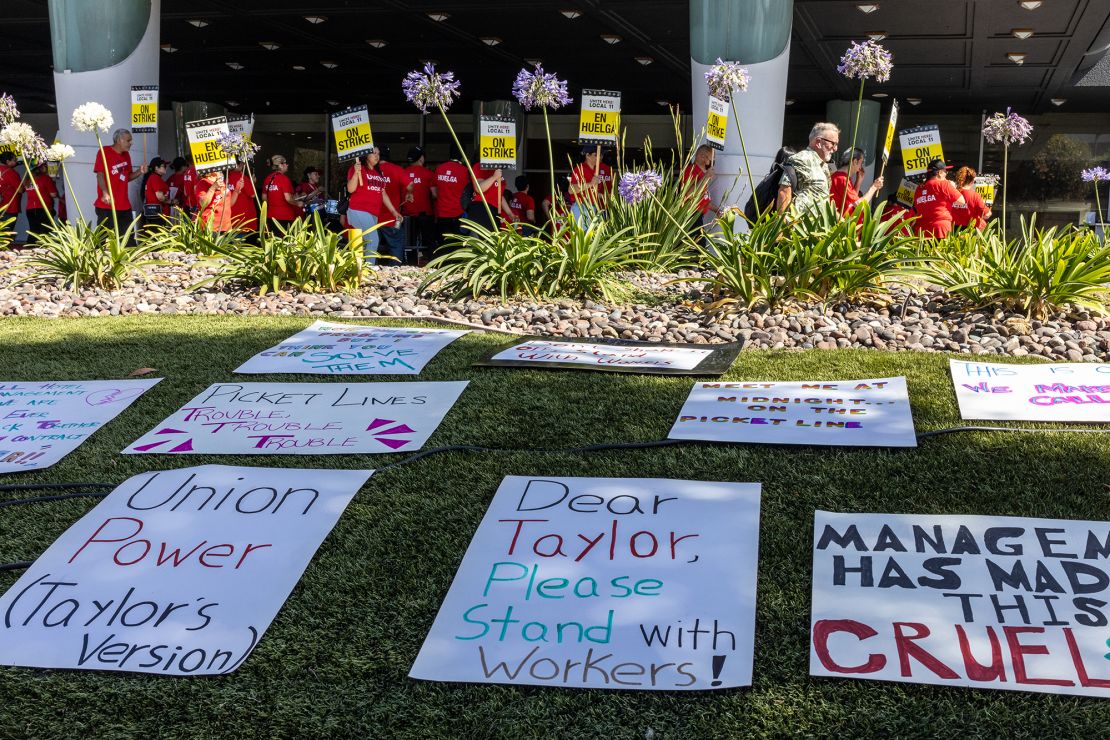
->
[950,359,1110,422]
[810,511,1110,698]
[123,381,467,455]
[410,476,761,690]
[0,379,161,473]
[0,465,372,675]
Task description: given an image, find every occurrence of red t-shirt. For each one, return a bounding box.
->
[93,146,133,210]
[881,202,915,235]
[567,162,613,206]
[0,165,22,215]
[403,164,434,216]
[24,173,57,211]
[510,191,535,223]
[913,178,962,238]
[183,165,198,207]
[228,170,258,230]
[347,164,385,216]
[829,171,861,215]
[144,172,170,215]
[196,176,236,232]
[682,163,711,215]
[378,161,406,227]
[952,186,990,230]
[434,161,468,218]
[471,164,504,207]
[263,171,297,220]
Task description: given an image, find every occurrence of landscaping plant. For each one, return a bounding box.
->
[9,219,161,290]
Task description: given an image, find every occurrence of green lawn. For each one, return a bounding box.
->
[0,315,1107,739]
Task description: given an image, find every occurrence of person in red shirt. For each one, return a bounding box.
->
[432,146,469,250]
[227,161,258,234]
[509,175,536,234]
[141,158,171,224]
[829,147,884,216]
[466,158,516,233]
[23,163,57,244]
[196,170,239,232]
[295,166,325,214]
[567,146,613,225]
[262,154,300,230]
[168,157,196,215]
[913,159,966,239]
[0,151,23,221]
[377,147,410,264]
[346,147,402,262]
[880,194,916,236]
[403,146,436,263]
[541,177,570,234]
[93,129,145,233]
[951,165,992,231]
[681,145,718,244]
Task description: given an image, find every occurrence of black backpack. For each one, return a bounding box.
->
[745,162,796,222]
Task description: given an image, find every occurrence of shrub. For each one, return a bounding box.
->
[541,221,653,301]
[145,215,246,256]
[0,216,13,251]
[10,219,162,290]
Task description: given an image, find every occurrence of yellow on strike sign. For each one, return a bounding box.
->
[706,96,728,151]
[331,105,373,161]
[479,116,516,168]
[895,178,917,209]
[882,99,899,164]
[130,85,158,133]
[899,125,944,181]
[578,89,621,146]
[185,116,230,174]
[974,176,997,206]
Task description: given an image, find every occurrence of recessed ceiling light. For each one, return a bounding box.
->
[600,34,622,44]
[321,61,339,69]
[856,4,879,13]
[1011,28,1034,39]
[366,39,388,49]
[292,65,306,71]
[326,100,339,106]
[785,98,795,106]
[1007,52,1027,64]
[160,44,178,53]
[225,100,240,107]
[304,15,327,24]
[561,9,582,19]
[420,59,439,66]
[872,92,889,98]
[867,32,887,41]
[259,41,281,51]
[635,56,654,66]
[427,12,450,22]
[225,62,244,70]
[525,58,543,66]
[187,19,209,28]
[906,97,922,105]
[480,37,502,46]
[655,99,670,106]
[47,102,55,109]
[1050,97,1066,106]
[1019,1,1042,9]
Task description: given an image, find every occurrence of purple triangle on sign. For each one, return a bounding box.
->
[133,439,169,452]
[366,418,394,431]
[169,439,194,453]
[376,437,411,450]
[380,424,416,435]
[157,427,188,435]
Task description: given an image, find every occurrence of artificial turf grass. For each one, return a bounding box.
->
[0,315,1108,739]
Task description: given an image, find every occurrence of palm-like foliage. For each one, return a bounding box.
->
[10,219,163,290]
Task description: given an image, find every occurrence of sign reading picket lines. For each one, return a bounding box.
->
[899,124,943,182]
[475,336,742,376]
[130,85,158,133]
[668,377,917,447]
[234,321,467,375]
[895,178,917,209]
[331,105,374,162]
[410,476,761,690]
[974,175,997,206]
[950,359,1110,422]
[0,464,372,675]
[810,510,1110,698]
[705,96,729,151]
[478,116,517,168]
[122,381,467,455]
[881,99,899,164]
[226,113,254,141]
[0,379,161,473]
[578,89,621,146]
[185,117,231,174]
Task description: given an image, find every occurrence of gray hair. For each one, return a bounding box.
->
[808,122,840,143]
[111,128,132,144]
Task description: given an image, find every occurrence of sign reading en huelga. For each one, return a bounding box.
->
[881,99,899,165]
[331,105,373,162]
[899,124,944,182]
[226,113,254,141]
[185,117,230,174]
[478,115,516,168]
[578,89,621,146]
[706,96,729,151]
[130,85,158,133]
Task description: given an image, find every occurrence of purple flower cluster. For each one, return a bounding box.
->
[617,169,663,205]
[1081,166,1109,183]
[511,64,572,111]
[214,131,260,163]
[704,58,750,100]
[0,93,18,127]
[982,108,1033,146]
[837,40,893,83]
[402,63,462,113]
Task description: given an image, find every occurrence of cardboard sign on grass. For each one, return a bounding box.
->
[950,359,1110,422]
[235,321,467,375]
[123,381,467,455]
[0,379,161,473]
[810,510,1110,698]
[475,337,741,376]
[668,377,916,447]
[0,465,372,675]
[410,476,761,690]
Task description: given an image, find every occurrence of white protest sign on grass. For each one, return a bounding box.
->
[950,359,1110,422]
[235,321,467,375]
[490,340,713,371]
[123,381,467,455]
[0,379,161,473]
[668,377,916,447]
[0,464,372,675]
[410,476,761,690]
[810,510,1110,698]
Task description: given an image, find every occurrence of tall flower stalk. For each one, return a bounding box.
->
[46,143,83,225]
[982,108,1033,235]
[215,131,262,224]
[837,40,893,212]
[705,59,756,212]
[1081,166,1108,230]
[72,102,118,233]
[512,64,572,216]
[618,168,703,252]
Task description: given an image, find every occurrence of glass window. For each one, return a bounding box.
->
[50,0,152,73]
[690,0,793,66]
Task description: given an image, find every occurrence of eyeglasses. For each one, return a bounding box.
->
[818,137,839,148]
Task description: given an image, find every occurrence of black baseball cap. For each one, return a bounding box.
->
[580,145,608,156]
[407,146,424,162]
[927,158,953,172]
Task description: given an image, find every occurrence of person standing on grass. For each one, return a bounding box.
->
[93,129,146,234]
[0,151,22,224]
[829,147,884,216]
[23,162,57,244]
[913,158,965,239]
[951,165,991,231]
[778,122,838,215]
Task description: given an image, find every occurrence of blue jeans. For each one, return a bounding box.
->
[378,223,406,265]
[347,208,379,261]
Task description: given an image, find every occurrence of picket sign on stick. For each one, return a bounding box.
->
[877,99,898,180]
[578,90,621,148]
[331,105,374,162]
[899,124,944,182]
[184,117,231,175]
[131,85,158,164]
[0,465,373,676]
[949,359,1110,422]
[478,116,517,169]
[705,96,729,151]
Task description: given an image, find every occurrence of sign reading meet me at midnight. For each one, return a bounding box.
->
[410,476,762,690]
[950,359,1110,422]
[0,465,372,676]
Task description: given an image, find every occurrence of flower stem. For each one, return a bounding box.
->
[438,105,496,229]
[1094,180,1104,232]
[843,79,865,214]
[1002,141,1009,237]
[244,160,265,230]
[729,98,758,217]
[542,107,557,216]
[60,161,87,225]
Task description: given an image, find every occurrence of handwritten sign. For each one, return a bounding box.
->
[578,90,621,147]
[668,377,916,447]
[810,510,1110,698]
[705,96,729,151]
[410,475,761,690]
[0,379,161,473]
[479,116,517,168]
[185,117,230,175]
[235,321,467,375]
[899,125,943,182]
[122,381,467,456]
[331,105,374,162]
[950,360,1110,423]
[881,99,899,165]
[0,465,372,675]
[130,86,158,134]
[476,337,742,376]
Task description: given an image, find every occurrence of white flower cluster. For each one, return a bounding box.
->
[45,143,76,162]
[0,122,47,162]
[71,102,114,133]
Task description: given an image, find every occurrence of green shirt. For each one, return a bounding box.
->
[782,148,830,214]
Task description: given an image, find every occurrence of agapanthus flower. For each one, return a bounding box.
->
[977,173,1001,186]
[982,108,1033,146]
[0,122,47,162]
[512,64,572,111]
[617,169,663,205]
[704,58,751,100]
[45,143,75,161]
[1081,166,1110,183]
[0,93,18,127]
[401,63,462,113]
[837,40,893,83]
[71,101,114,133]
[214,131,260,163]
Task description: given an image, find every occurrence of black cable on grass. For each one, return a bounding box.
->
[0,561,33,572]
[0,491,111,510]
[0,482,114,492]
[917,425,1110,440]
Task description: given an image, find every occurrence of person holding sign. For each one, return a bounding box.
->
[347,147,402,261]
[196,169,239,233]
[951,165,991,231]
[829,148,884,217]
[227,161,258,235]
[263,154,300,230]
[140,157,170,224]
[912,159,965,239]
[467,159,516,232]
[567,146,612,225]
[93,129,146,234]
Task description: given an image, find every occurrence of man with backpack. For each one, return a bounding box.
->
[745,147,796,223]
